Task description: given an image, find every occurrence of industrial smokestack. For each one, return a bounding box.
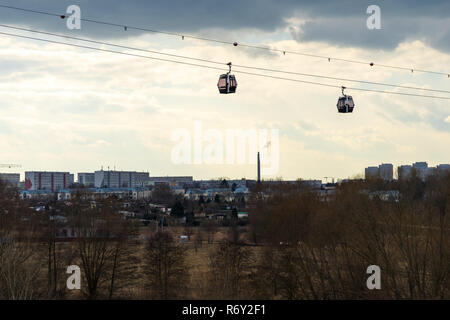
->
[257,152,261,183]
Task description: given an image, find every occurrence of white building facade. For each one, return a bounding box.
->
[78,173,95,187]
[25,172,74,191]
[94,170,150,188]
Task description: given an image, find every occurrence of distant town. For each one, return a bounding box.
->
[0,161,448,202]
[364,162,450,181]
[1,159,449,300]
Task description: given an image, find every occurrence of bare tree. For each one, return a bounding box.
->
[145,231,188,299]
[202,219,218,244]
[106,217,140,299]
[194,231,203,253]
[0,179,43,300]
[71,196,125,299]
[208,240,253,299]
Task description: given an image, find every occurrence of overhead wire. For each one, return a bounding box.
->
[0,24,449,95]
[0,30,449,100]
[0,3,449,77]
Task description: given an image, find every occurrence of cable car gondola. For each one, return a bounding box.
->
[337,86,354,113]
[218,62,237,94]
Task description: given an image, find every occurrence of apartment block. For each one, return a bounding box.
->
[25,172,74,191]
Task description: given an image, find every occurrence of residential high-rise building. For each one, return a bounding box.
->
[148,176,193,186]
[78,173,95,187]
[0,173,20,187]
[364,163,393,181]
[379,163,393,181]
[365,166,379,180]
[398,165,412,180]
[425,164,450,179]
[25,172,74,191]
[437,164,450,173]
[412,162,428,181]
[94,170,150,188]
[426,167,437,178]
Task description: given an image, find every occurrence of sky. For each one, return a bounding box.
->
[0,0,449,181]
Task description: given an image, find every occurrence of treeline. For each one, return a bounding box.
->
[0,182,245,300]
[0,184,140,300]
[0,173,449,300]
[248,173,450,299]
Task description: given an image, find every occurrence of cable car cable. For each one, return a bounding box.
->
[1,24,449,95]
[0,31,449,100]
[0,3,449,77]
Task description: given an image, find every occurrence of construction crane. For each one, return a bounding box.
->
[0,164,22,169]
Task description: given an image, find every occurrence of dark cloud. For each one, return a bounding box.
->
[0,1,448,51]
[291,16,450,51]
[288,0,450,51]
[0,0,299,37]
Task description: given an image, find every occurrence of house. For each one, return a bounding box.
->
[57,187,151,201]
[237,212,249,219]
[20,190,55,200]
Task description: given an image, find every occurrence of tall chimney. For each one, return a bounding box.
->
[257,152,261,183]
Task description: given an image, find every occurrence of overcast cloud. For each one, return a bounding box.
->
[0,1,449,51]
[0,1,448,180]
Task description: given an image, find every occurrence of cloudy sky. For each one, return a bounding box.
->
[0,0,449,181]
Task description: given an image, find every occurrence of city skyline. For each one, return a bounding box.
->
[0,1,449,181]
[3,159,450,185]
[0,1,449,306]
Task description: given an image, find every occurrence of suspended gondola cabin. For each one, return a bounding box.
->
[337,87,354,113]
[218,62,237,94]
